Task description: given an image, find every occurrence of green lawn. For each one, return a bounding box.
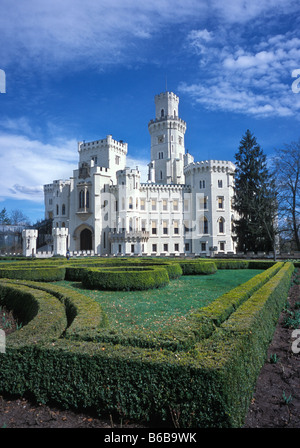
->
[55,269,263,334]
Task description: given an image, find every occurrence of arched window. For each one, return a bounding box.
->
[62,204,66,215]
[56,204,59,215]
[161,109,164,117]
[219,217,225,234]
[200,216,208,234]
[160,170,163,180]
[79,190,84,209]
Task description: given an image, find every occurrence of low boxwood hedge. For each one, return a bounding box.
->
[0,262,293,427]
[178,260,217,275]
[71,261,284,351]
[0,266,66,282]
[81,266,170,291]
[0,261,294,427]
[0,280,67,345]
[0,279,108,338]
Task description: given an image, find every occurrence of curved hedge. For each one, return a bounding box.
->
[0,280,67,345]
[81,266,170,291]
[0,266,66,282]
[0,279,108,338]
[0,262,294,427]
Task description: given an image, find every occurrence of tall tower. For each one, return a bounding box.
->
[148,92,187,184]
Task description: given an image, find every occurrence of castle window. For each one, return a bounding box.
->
[161,109,164,117]
[62,204,66,215]
[218,197,224,209]
[199,196,208,210]
[160,170,163,180]
[129,197,133,209]
[163,243,168,252]
[174,221,179,234]
[79,189,89,210]
[173,199,179,211]
[152,244,157,252]
[218,180,223,188]
[56,204,59,215]
[162,199,168,211]
[201,242,206,252]
[174,243,179,252]
[220,242,225,251]
[163,221,168,234]
[199,216,209,234]
[219,217,225,234]
[140,199,145,210]
[115,156,120,165]
[79,190,84,209]
[152,199,157,211]
[151,221,157,234]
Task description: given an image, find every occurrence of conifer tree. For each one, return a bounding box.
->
[233,130,277,253]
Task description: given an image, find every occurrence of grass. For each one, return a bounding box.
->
[54,269,263,334]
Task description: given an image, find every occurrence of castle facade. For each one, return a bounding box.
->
[44,91,236,257]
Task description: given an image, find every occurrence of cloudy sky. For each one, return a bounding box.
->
[1,0,300,223]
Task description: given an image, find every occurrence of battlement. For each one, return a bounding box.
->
[78,134,128,155]
[184,160,236,175]
[155,91,179,103]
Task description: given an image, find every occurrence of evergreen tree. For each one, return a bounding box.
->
[0,208,11,225]
[233,130,277,253]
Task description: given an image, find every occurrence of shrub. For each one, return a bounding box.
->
[0,280,67,345]
[82,266,170,291]
[178,261,217,275]
[0,261,294,428]
[0,279,108,338]
[0,266,66,282]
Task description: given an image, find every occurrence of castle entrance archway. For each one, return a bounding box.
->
[80,228,92,251]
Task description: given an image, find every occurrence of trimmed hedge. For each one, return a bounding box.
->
[73,261,283,351]
[0,280,67,345]
[0,266,66,282]
[179,260,217,275]
[0,279,108,338]
[82,266,170,291]
[0,261,294,427]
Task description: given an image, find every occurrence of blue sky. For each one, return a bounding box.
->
[1,0,300,224]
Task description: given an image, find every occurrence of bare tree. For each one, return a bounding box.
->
[271,140,300,252]
[9,209,30,226]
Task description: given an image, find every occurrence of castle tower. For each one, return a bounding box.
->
[22,229,38,257]
[148,92,187,184]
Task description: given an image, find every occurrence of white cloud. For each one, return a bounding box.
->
[0,133,78,202]
[0,132,150,202]
[181,23,300,119]
[1,0,298,71]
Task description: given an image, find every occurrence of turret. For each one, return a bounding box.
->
[148,92,187,184]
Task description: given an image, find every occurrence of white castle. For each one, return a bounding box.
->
[43,91,236,257]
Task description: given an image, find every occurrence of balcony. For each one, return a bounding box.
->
[108,230,149,242]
